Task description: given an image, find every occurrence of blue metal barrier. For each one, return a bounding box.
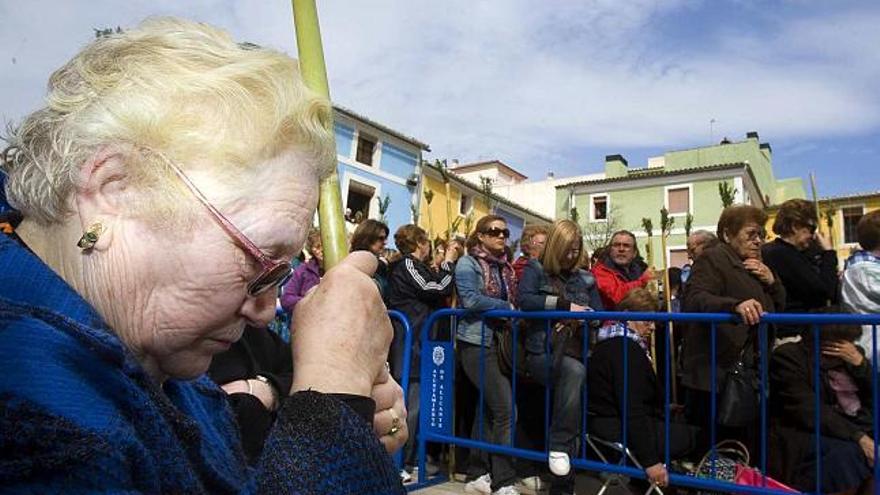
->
[410,309,880,494]
[387,310,414,471]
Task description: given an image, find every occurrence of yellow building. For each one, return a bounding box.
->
[418,162,551,246]
[766,190,880,267]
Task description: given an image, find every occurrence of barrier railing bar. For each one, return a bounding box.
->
[420,432,798,495]
[873,324,878,493]
[478,320,486,444]
[581,319,589,461]
[664,319,671,468]
[544,318,552,453]
[813,323,822,494]
[510,318,519,448]
[759,322,768,488]
[710,321,717,479]
[387,310,412,470]
[413,308,880,494]
[622,321,629,467]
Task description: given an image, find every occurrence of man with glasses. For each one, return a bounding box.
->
[592,230,654,310]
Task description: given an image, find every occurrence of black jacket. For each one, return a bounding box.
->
[681,243,786,391]
[386,255,455,380]
[589,337,663,467]
[762,238,838,335]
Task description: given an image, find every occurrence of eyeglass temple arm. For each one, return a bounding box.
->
[157,153,275,268]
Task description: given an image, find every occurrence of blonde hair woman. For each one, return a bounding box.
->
[517,219,603,494]
[0,18,405,493]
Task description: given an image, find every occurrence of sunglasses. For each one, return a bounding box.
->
[483,227,510,239]
[153,151,292,297]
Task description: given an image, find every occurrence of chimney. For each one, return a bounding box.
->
[604,154,628,178]
[451,159,460,167]
[746,131,760,142]
[759,143,772,154]
[546,171,555,180]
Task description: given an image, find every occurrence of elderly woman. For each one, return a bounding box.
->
[769,311,875,494]
[763,198,839,338]
[0,18,406,493]
[517,219,602,494]
[681,205,785,445]
[590,289,698,490]
[456,214,521,495]
[280,227,324,314]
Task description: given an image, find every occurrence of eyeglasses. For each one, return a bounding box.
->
[483,227,510,239]
[743,229,767,242]
[152,151,292,297]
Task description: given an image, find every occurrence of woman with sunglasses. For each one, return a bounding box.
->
[351,218,391,298]
[455,215,521,495]
[762,198,840,339]
[0,18,405,493]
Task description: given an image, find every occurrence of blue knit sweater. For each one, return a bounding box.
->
[0,234,404,494]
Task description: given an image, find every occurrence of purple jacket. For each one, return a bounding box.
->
[280,258,321,313]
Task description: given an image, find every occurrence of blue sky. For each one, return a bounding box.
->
[1,0,878,197]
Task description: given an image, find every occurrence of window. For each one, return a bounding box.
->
[842,206,864,244]
[459,194,473,215]
[668,248,689,268]
[666,185,691,215]
[591,194,608,221]
[355,133,377,166]
[346,180,375,220]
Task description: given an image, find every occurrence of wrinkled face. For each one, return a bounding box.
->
[112,149,319,380]
[609,233,636,266]
[728,222,765,260]
[528,233,547,259]
[478,220,509,256]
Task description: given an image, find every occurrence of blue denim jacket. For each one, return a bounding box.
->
[516,258,603,354]
[454,255,513,347]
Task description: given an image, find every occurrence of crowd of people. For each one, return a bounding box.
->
[2,16,880,495]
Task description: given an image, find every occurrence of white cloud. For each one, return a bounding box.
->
[1,0,878,178]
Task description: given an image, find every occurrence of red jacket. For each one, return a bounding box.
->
[591,260,651,309]
[512,255,530,281]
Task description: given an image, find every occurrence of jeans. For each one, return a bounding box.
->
[526,353,585,495]
[524,353,586,456]
[459,341,518,490]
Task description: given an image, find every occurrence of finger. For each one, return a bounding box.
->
[372,380,403,412]
[336,250,379,277]
[375,362,391,385]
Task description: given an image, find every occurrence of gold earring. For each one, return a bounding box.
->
[77,222,104,250]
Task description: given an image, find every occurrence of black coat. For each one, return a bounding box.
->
[589,337,664,467]
[386,255,455,380]
[762,238,838,335]
[768,341,873,487]
[681,243,786,391]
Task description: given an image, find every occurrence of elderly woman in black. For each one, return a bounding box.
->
[681,205,785,446]
[769,311,875,494]
[763,198,839,339]
[589,288,698,489]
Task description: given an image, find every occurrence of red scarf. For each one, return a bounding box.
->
[469,244,517,305]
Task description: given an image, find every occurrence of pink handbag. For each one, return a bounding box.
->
[734,464,799,493]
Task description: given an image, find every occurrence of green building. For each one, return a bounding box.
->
[556,132,805,269]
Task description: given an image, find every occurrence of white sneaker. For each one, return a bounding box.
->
[492,485,521,495]
[464,473,492,494]
[548,451,571,476]
[399,469,412,483]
